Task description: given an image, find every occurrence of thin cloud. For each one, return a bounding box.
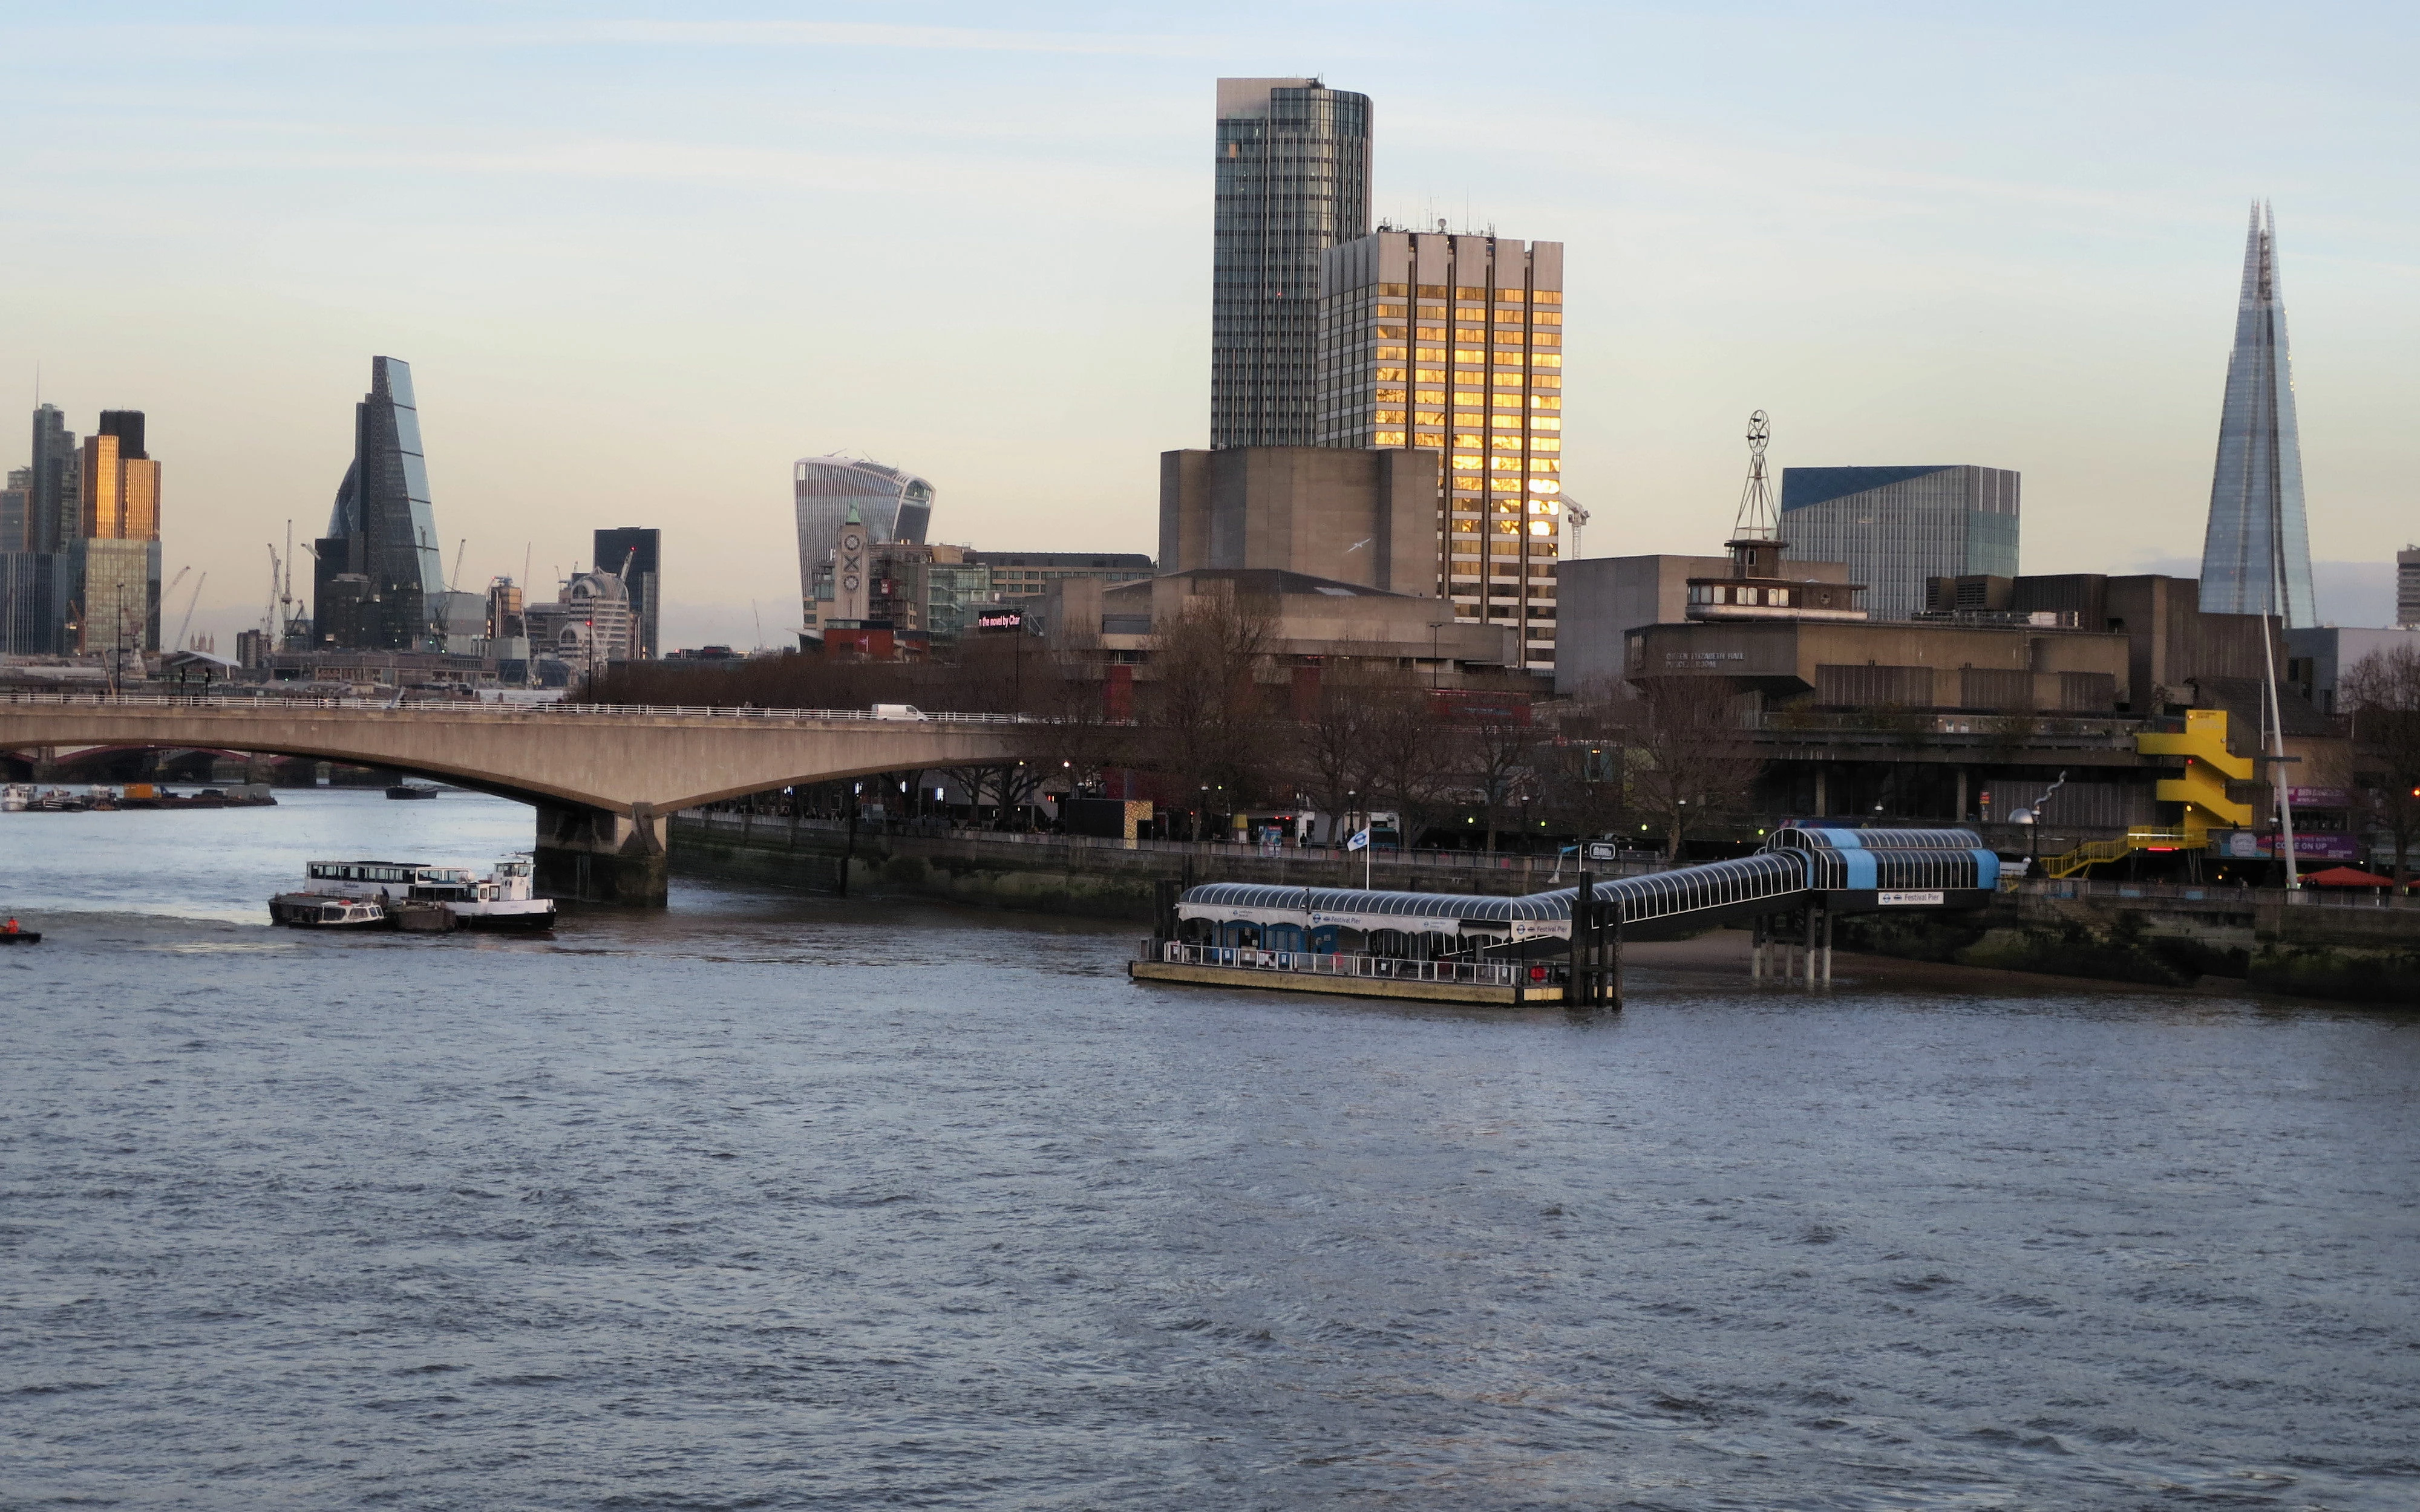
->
[34,20,1217,59]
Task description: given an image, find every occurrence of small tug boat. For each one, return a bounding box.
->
[269,855,555,931]
[1131,827,2002,1007]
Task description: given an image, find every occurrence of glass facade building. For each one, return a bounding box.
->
[593,526,661,659]
[1314,230,1566,671]
[1213,78,1373,449]
[314,357,448,650]
[77,411,163,655]
[1779,466,2021,623]
[793,455,934,625]
[2199,203,2316,626]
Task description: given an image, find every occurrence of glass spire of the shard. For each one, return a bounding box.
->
[2197,202,2315,626]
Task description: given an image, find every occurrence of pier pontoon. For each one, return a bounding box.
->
[1131,827,2001,1006]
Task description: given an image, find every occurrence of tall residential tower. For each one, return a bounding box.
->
[1212,78,1372,449]
[1313,230,1565,670]
[2198,202,2315,626]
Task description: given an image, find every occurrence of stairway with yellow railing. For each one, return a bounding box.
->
[2038,709,2255,879]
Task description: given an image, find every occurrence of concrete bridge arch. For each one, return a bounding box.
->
[0,695,1028,903]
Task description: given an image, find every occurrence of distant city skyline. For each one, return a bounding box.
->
[3,5,2415,651]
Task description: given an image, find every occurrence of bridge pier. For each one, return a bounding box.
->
[535,802,669,907]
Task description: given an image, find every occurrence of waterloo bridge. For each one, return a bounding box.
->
[0,692,1026,905]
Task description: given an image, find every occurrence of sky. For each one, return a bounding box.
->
[4,1,2416,652]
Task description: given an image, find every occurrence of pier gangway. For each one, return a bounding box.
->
[1139,827,2002,1006]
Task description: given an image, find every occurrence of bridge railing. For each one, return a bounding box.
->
[0,689,1030,725]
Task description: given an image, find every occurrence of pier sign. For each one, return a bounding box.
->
[1877,890,1945,906]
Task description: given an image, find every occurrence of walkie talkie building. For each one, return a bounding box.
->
[2198,203,2315,627]
[793,455,934,624]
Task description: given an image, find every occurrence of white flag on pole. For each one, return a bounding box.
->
[1346,828,1370,852]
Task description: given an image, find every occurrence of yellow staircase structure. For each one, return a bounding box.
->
[2036,710,2254,879]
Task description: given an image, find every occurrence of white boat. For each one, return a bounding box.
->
[0,783,33,813]
[269,894,389,929]
[285,855,555,928]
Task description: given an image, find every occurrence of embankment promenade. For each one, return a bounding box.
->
[669,811,2420,1006]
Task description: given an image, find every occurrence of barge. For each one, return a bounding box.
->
[1130,827,2002,1007]
[270,855,556,931]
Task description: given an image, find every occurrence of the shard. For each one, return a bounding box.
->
[2197,202,2315,626]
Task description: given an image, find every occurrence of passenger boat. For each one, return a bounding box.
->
[268,894,390,929]
[385,782,440,800]
[1130,827,2002,1006]
[1,783,33,812]
[273,855,555,930]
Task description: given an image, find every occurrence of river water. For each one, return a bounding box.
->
[2,790,2415,1509]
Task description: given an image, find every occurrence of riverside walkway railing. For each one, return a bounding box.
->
[2024,877,2420,910]
[1146,939,1528,988]
[678,807,1667,879]
[0,689,1028,724]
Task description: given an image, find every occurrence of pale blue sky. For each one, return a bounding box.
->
[4,2,2415,648]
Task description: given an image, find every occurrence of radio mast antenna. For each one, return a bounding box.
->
[1731,410,1777,542]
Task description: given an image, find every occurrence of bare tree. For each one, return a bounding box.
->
[2339,644,2420,891]
[1454,711,1544,853]
[1134,589,1279,825]
[1287,661,1393,841]
[1361,685,1454,850]
[1618,677,1766,861]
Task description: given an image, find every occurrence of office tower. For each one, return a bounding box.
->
[1213,78,1373,449]
[2199,202,2316,626]
[27,404,80,555]
[77,411,163,656]
[314,357,446,650]
[0,466,28,551]
[2399,547,2420,629]
[1779,466,2021,622]
[594,527,661,658]
[0,552,75,655]
[794,455,932,624]
[1314,230,1565,671]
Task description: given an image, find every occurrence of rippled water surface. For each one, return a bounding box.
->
[3,792,2416,1509]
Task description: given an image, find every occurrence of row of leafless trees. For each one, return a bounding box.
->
[2339,644,2420,888]
[584,593,1768,852]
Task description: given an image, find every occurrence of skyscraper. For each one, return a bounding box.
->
[2398,547,2419,630]
[315,356,446,650]
[793,455,932,627]
[1314,230,1565,670]
[594,527,661,659]
[27,403,79,555]
[2198,202,2316,627]
[1213,78,1372,449]
[1779,466,2021,622]
[4,408,83,654]
[78,410,163,655]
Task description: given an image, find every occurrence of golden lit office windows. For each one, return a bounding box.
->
[1531,416,1561,430]
[1372,429,1406,445]
[1490,453,1522,468]
[1373,409,1407,423]
[1531,437,1561,452]
[1376,388,1407,402]
[1532,290,1562,303]
[1493,368,1524,382]
[1414,389,1445,404]
[1528,458,1559,473]
[1416,325,1445,339]
[1531,353,1562,367]
[1376,367,1407,380]
[1451,453,1482,471]
[1380,282,1408,295]
[1494,520,1522,536]
[1414,411,1445,426]
[1413,432,1444,446]
[1529,393,1561,408]
[1529,521,1553,536]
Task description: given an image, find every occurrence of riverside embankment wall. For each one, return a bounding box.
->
[671,813,2420,1005]
[669,811,1591,919]
[1837,882,2420,1006]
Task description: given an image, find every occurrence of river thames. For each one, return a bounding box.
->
[2,790,2415,1508]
